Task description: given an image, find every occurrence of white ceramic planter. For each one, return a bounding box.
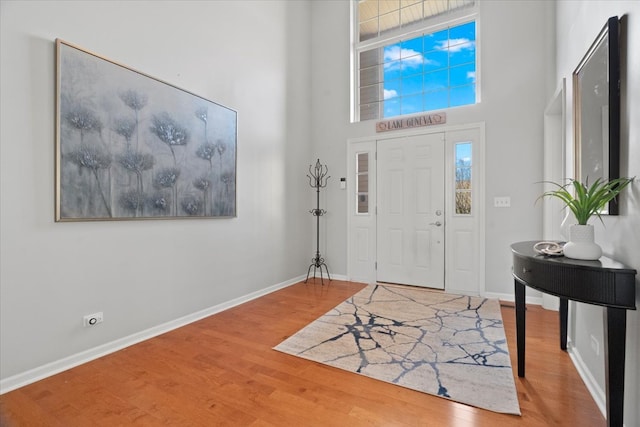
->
[563,224,602,260]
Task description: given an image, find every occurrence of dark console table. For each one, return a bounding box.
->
[511,241,636,427]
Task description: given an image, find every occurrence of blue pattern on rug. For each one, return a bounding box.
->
[274,284,521,415]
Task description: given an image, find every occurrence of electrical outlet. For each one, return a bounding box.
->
[83,312,103,327]
[590,334,600,356]
[494,196,511,208]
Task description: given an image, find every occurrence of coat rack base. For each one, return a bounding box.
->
[305,255,331,285]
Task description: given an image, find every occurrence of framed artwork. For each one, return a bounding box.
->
[55,39,237,221]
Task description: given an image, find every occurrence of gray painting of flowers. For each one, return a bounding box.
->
[57,41,236,220]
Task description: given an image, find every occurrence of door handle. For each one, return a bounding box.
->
[429,221,442,227]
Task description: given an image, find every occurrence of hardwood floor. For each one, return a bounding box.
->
[0,280,604,426]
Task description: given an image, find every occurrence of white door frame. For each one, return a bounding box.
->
[541,80,566,311]
[346,122,485,296]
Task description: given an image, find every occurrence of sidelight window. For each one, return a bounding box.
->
[356,152,369,214]
[455,142,472,214]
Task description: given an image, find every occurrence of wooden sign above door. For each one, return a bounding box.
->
[376,112,446,133]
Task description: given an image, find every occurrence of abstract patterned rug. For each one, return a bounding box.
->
[274,284,521,415]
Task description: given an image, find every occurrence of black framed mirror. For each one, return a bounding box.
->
[573,16,620,214]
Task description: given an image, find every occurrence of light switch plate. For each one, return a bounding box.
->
[494,196,511,208]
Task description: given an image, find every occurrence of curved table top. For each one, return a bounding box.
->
[511,240,636,274]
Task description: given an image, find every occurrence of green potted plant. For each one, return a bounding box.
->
[539,177,634,260]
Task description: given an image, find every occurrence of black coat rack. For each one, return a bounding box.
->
[305,159,331,284]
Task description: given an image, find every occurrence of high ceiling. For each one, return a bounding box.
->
[358,0,475,41]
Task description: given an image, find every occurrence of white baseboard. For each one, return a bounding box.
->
[483,291,543,306]
[566,340,607,418]
[307,272,348,282]
[483,293,607,421]
[8,274,604,422]
[0,275,306,395]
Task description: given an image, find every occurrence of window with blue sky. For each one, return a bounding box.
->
[385,21,476,116]
[355,0,477,122]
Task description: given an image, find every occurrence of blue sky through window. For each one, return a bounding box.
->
[456,142,472,166]
[382,21,476,118]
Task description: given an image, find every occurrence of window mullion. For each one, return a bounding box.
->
[356,4,478,51]
[353,0,477,122]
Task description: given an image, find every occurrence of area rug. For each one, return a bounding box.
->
[274,284,521,415]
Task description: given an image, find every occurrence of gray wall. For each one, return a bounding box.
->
[3,1,638,422]
[0,0,312,381]
[556,1,640,424]
[309,0,553,296]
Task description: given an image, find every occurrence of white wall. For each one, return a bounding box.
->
[0,0,312,383]
[310,0,553,297]
[556,1,640,424]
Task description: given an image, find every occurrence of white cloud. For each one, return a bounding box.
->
[383,46,426,71]
[467,71,476,81]
[384,89,398,100]
[436,38,475,53]
[384,46,418,62]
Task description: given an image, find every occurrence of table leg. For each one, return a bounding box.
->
[604,307,626,427]
[514,279,526,377]
[559,298,568,350]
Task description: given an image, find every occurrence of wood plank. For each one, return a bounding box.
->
[0,280,605,426]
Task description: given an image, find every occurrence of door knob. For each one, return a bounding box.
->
[429,221,442,227]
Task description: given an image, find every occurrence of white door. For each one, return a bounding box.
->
[377,133,445,289]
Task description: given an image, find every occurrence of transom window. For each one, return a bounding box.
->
[354,0,478,122]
